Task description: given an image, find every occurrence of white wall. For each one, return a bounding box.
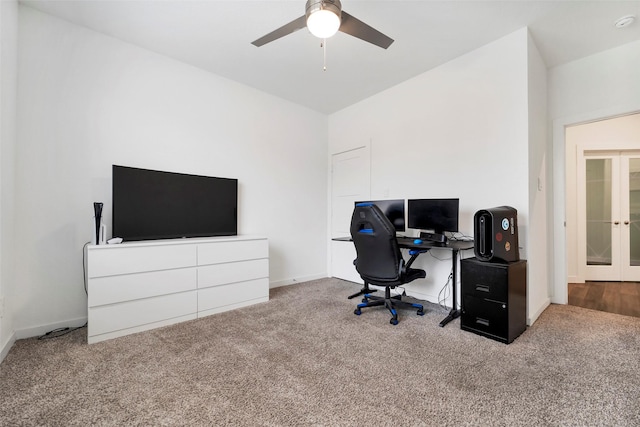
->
[0,0,18,361]
[329,29,543,319]
[526,31,550,323]
[14,6,328,337]
[549,40,640,303]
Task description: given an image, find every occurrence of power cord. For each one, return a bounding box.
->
[429,251,451,262]
[82,241,90,295]
[448,232,474,242]
[438,269,453,311]
[38,323,87,340]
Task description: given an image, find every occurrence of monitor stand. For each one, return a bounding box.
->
[420,231,447,244]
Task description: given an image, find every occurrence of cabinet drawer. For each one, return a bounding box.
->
[198,239,267,265]
[198,278,269,312]
[461,294,508,340]
[88,268,197,307]
[198,259,268,289]
[461,259,508,302]
[461,279,507,302]
[88,244,197,278]
[88,290,197,337]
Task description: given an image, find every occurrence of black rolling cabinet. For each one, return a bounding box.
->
[460,257,527,344]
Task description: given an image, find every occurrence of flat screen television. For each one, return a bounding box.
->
[112,165,237,241]
[407,198,459,234]
[354,199,405,232]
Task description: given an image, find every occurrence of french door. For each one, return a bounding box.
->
[580,151,640,281]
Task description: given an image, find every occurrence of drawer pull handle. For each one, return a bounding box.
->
[476,317,490,327]
[475,284,490,293]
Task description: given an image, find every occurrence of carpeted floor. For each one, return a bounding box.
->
[1,278,639,426]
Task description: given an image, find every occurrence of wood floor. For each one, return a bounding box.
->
[568,281,640,318]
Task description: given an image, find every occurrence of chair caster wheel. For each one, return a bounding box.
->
[390,318,398,325]
[417,309,425,316]
[354,308,361,315]
[361,298,368,303]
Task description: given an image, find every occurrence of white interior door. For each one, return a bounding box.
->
[330,146,370,282]
[580,150,640,281]
[331,146,370,237]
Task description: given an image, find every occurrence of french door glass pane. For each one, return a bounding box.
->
[630,158,640,267]
[586,159,612,266]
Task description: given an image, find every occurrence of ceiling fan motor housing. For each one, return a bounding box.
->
[305,0,342,22]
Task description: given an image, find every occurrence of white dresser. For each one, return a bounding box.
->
[86,235,269,344]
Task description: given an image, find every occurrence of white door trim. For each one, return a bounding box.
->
[552,104,640,304]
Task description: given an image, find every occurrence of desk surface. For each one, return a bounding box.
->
[396,236,474,251]
[333,236,474,251]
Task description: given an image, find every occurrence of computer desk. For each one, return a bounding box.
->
[334,236,474,327]
[396,237,474,327]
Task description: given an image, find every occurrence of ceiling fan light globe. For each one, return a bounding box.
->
[307,10,341,38]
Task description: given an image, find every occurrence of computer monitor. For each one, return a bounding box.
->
[407,198,459,234]
[354,199,405,232]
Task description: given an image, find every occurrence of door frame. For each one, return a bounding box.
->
[552,105,640,304]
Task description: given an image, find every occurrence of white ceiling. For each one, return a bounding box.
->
[20,0,640,114]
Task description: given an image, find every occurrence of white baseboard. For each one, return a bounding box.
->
[528,298,551,326]
[402,289,440,306]
[15,317,88,340]
[270,273,328,289]
[0,331,16,364]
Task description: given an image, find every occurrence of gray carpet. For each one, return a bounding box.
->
[1,278,639,426]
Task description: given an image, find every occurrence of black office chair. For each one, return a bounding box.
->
[350,203,426,325]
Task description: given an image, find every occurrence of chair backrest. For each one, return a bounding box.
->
[350,203,403,284]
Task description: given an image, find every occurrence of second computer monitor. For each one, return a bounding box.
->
[407,198,459,234]
[355,199,405,232]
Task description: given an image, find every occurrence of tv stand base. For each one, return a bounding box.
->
[86,235,269,344]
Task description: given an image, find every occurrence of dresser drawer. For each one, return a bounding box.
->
[198,278,269,313]
[198,239,267,265]
[88,268,197,307]
[88,244,197,278]
[198,259,268,289]
[88,290,197,337]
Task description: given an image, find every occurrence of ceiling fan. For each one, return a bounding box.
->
[251,0,394,49]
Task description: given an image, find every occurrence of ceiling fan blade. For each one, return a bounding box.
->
[252,15,307,47]
[339,11,394,49]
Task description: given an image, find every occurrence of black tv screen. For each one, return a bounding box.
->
[112,165,237,241]
[407,198,459,234]
[354,199,405,232]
